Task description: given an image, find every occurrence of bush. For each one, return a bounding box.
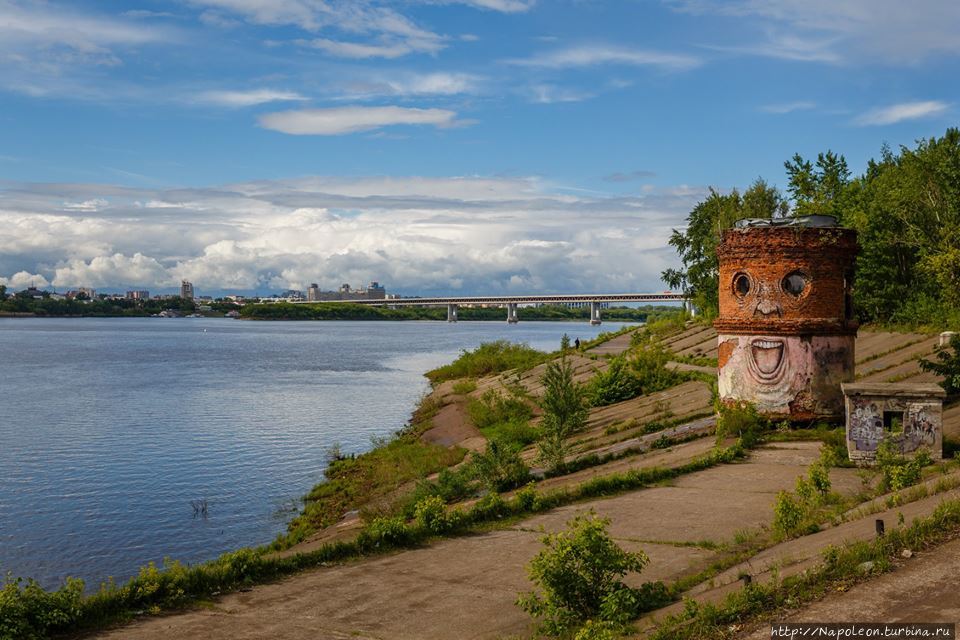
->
[470,440,531,492]
[586,356,643,407]
[772,490,807,539]
[361,516,414,547]
[517,513,655,636]
[1,575,84,640]
[426,341,546,384]
[629,344,687,396]
[715,402,764,447]
[414,496,452,534]
[876,440,930,491]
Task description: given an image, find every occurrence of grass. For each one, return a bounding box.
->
[426,340,547,384]
[451,378,477,395]
[647,498,960,640]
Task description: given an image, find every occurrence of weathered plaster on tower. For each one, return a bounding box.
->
[714,218,859,420]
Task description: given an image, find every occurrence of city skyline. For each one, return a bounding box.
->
[1,1,958,295]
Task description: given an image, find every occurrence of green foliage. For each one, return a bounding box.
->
[561,333,571,352]
[1,575,84,640]
[629,344,688,395]
[772,490,806,539]
[469,440,531,492]
[661,129,960,329]
[361,516,414,547]
[0,295,200,318]
[414,496,453,534]
[284,435,465,546]
[876,440,931,492]
[920,332,960,394]
[451,378,477,395]
[661,179,786,317]
[773,458,834,539]
[586,356,642,407]
[537,356,589,474]
[426,340,546,384]
[573,620,622,640]
[714,402,764,447]
[517,513,654,636]
[467,390,533,430]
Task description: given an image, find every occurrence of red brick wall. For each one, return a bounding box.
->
[713,227,858,336]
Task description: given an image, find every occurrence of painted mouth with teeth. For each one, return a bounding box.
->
[750,338,785,381]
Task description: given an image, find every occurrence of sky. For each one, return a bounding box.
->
[0,0,958,296]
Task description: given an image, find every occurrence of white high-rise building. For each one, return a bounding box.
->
[180,280,195,300]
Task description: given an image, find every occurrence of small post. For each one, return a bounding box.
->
[875,519,885,537]
[940,331,957,347]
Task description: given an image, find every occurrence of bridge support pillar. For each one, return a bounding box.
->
[506,303,519,324]
[589,301,601,325]
[447,303,458,322]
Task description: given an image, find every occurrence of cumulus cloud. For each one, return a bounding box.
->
[506,44,701,70]
[853,100,949,126]
[0,176,703,295]
[0,271,49,290]
[258,106,463,135]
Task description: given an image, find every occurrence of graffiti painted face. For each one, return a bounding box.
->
[731,269,810,320]
[730,269,809,382]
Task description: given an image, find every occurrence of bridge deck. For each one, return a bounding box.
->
[291,293,687,306]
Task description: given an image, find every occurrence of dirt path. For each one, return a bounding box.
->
[739,536,960,636]
[90,443,848,640]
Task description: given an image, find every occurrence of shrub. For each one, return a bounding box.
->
[574,619,622,640]
[470,440,531,492]
[876,440,930,491]
[715,401,764,447]
[472,492,508,521]
[629,344,686,395]
[414,496,452,534]
[467,390,533,430]
[772,490,806,538]
[361,516,413,547]
[0,575,84,640]
[451,379,478,395]
[517,513,654,636]
[586,356,643,407]
[426,341,546,383]
[514,483,541,511]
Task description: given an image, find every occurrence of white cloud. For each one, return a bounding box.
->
[62,198,109,212]
[444,0,535,12]
[670,0,960,64]
[853,100,950,126]
[196,89,309,107]
[506,45,701,70]
[759,101,816,114]
[258,106,462,135]
[0,176,703,295]
[528,84,592,104]
[0,271,49,290]
[306,37,442,58]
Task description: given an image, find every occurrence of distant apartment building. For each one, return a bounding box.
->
[65,288,96,300]
[126,290,150,300]
[301,281,388,302]
[180,280,194,300]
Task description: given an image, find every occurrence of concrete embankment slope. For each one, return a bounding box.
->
[87,325,957,640]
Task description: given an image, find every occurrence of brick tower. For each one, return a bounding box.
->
[714,216,859,420]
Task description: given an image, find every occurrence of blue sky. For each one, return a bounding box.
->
[0,0,958,295]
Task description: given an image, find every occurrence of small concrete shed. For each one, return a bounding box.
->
[841,382,946,463]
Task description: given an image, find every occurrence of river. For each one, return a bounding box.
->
[0,317,628,590]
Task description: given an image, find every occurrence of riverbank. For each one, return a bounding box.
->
[3,319,957,639]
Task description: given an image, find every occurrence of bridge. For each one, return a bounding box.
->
[292,292,693,325]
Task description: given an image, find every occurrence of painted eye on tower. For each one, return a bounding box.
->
[733,273,751,297]
[781,271,808,296]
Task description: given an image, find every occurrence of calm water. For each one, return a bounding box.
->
[0,317,627,590]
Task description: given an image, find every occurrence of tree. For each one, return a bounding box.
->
[537,356,589,474]
[920,333,960,395]
[661,179,785,317]
[470,440,530,492]
[784,150,850,218]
